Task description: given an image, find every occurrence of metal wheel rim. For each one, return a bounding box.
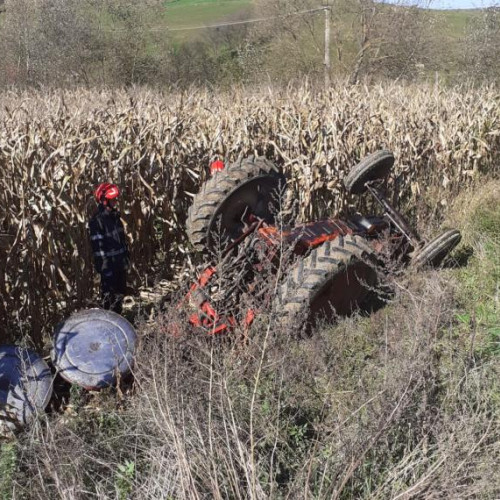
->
[207,175,283,247]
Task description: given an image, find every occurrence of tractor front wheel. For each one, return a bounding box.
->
[344,150,394,195]
[412,229,461,269]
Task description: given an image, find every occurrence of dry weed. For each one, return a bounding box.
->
[0,83,499,345]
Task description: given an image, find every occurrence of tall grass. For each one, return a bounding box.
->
[0,81,498,498]
[10,208,500,497]
[0,82,499,346]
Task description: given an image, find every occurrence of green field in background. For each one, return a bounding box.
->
[164,0,252,31]
[0,3,484,61]
[0,3,481,38]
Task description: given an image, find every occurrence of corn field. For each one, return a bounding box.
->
[0,82,499,346]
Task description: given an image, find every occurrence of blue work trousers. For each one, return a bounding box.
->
[100,268,127,315]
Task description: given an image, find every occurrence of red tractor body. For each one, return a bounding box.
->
[184,153,461,336]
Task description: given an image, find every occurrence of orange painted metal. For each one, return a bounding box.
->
[210,160,225,174]
[185,266,236,335]
[181,216,383,336]
[183,218,363,335]
[257,218,354,254]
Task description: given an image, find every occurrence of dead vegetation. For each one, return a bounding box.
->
[0,83,499,346]
[7,242,499,498]
[0,82,498,498]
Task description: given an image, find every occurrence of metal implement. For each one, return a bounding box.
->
[52,309,137,390]
[0,345,52,432]
[366,183,422,248]
[207,174,285,250]
[183,151,461,338]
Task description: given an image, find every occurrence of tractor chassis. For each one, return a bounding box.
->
[184,180,417,336]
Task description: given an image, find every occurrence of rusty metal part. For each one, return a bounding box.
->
[222,219,262,257]
[256,218,354,256]
[366,183,422,248]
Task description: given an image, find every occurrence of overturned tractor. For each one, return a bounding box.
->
[184,151,461,335]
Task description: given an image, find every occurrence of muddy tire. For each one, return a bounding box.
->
[277,234,378,335]
[186,156,285,253]
[344,150,394,195]
[412,229,461,269]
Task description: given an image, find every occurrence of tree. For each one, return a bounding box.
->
[345,0,433,84]
[250,0,434,85]
[97,0,167,85]
[0,0,96,86]
[0,0,166,87]
[251,0,326,82]
[463,6,500,83]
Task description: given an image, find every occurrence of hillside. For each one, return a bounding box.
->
[0,1,478,38]
[0,1,493,87]
[164,0,252,26]
[161,1,478,33]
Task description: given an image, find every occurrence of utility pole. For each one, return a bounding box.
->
[324,1,331,90]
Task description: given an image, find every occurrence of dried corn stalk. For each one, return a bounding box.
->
[0,83,498,345]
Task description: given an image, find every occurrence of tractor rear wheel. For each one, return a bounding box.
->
[344,150,394,195]
[277,234,378,335]
[412,229,461,269]
[186,156,285,253]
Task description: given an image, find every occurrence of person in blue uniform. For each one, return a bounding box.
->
[88,183,129,314]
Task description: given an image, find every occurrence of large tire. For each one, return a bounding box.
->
[344,150,394,195]
[412,229,461,269]
[277,234,378,335]
[186,156,285,253]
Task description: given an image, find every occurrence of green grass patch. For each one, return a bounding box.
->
[452,183,500,356]
[164,0,248,6]
[164,0,252,30]
[429,9,482,40]
[0,442,17,500]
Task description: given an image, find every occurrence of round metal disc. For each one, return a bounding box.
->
[0,345,52,431]
[51,309,137,390]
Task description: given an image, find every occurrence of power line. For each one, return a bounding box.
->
[105,6,326,32]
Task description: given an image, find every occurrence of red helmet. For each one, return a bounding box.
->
[95,183,120,204]
[210,160,225,175]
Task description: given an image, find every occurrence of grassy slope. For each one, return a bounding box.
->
[452,183,500,356]
[0,1,253,35]
[435,8,479,35]
[161,3,478,30]
[163,0,253,41]
[157,2,483,76]
[164,0,252,27]
[0,3,480,29]
[428,9,482,76]
[0,5,481,49]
